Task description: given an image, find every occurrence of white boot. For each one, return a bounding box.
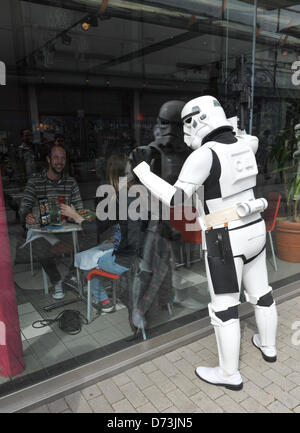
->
[252,334,276,362]
[195,366,243,391]
[253,302,278,362]
[195,304,243,390]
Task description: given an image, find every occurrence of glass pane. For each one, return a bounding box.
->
[254,1,300,273]
[1,0,299,399]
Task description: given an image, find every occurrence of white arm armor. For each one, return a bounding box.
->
[133,161,177,206]
[174,147,213,231]
[134,147,212,218]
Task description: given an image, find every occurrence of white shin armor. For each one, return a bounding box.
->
[244,288,278,347]
[254,302,278,347]
[208,303,241,376]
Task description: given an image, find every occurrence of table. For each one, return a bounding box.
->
[30,223,83,295]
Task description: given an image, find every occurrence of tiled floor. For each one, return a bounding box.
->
[3,179,300,409]
[27,294,300,413]
[5,251,209,387]
[2,216,300,399]
[18,303,53,341]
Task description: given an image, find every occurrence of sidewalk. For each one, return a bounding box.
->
[28,295,300,413]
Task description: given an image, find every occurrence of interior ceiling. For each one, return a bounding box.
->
[18,4,219,76]
[22,0,300,13]
[13,0,300,89]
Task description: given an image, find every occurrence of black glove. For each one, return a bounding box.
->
[129,146,153,167]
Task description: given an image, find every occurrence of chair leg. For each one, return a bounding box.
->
[184,241,203,267]
[87,280,92,323]
[199,244,203,259]
[112,280,117,310]
[268,231,278,272]
[167,302,172,316]
[141,322,147,340]
[185,242,191,268]
[76,266,83,296]
[180,242,184,266]
[42,267,49,295]
[30,242,34,276]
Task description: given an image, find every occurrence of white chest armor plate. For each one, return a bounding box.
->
[208,139,258,199]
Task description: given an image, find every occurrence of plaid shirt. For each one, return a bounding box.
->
[19,169,83,222]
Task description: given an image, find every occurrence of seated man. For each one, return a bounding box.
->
[19,143,83,299]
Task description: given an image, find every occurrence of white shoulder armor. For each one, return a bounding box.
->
[236,133,259,154]
[227,116,259,154]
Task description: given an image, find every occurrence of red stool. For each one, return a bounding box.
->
[87,269,119,323]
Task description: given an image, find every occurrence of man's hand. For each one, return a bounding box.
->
[60,204,84,224]
[25,213,36,225]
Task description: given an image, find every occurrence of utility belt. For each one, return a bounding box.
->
[204,198,267,295]
[205,198,267,230]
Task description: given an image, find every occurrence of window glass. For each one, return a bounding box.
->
[0,0,299,398]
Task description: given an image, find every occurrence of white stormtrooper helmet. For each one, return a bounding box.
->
[181,95,232,150]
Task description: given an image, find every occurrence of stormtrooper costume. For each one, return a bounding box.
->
[134,95,278,391]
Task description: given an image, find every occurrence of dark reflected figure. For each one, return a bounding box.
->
[18,128,37,180]
[257,129,273,179]
[130,100,191,184]
[129,101,190,337]
[131,220,180,333]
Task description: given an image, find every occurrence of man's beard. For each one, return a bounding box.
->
[51,165,64,176]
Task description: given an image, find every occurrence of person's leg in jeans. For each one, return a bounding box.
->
[92,250,129,313]
[98,250,129,274]
[31,237,64,299]
[83,270,109,302]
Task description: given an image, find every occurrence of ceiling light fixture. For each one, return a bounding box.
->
[81,15,98,31]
